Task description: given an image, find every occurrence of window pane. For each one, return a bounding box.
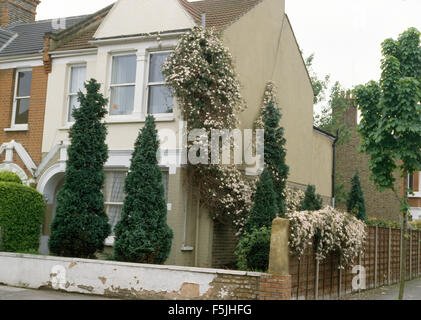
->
[104,171,126,203]
[68,95,80,122]
[15,98,30,124]
[106,204,123,235]
[148,85,173,114]
[17,71,32,97]
[149,52,169,83]
[70,66,86,93]
[110,86,135,115]
[111,55,137,84]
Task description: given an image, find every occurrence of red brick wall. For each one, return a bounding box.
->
[0,66,48,176]
[258,274,291,300]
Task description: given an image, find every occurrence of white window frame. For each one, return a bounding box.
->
[107,52,138,121]
[409,172,421,198]
[144,50,174,121]
[66,64,87,124]
[10,68,32,130]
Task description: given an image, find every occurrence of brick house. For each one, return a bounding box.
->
[0,0,85,184]
[335,99,421,221]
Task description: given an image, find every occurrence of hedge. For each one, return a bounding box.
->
[0,171,22,184]
[0,181,45,252]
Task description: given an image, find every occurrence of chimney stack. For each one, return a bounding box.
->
[0,0,40,27]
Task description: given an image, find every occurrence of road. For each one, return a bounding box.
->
[0,285,117,300]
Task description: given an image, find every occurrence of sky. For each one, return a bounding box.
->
[37,0,421,91]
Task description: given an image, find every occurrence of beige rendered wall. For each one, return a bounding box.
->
[222,0,332,198]
[312,131,334,200]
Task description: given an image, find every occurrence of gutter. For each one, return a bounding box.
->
[331,130,339,208]
[88,30,190,46]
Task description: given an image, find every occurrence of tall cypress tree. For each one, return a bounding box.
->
[49,79,110,258]
[244,168,278,234]
[114,115,173,264]
[300,185,323,211]
[347,171,367,222]
[262,100,289,217]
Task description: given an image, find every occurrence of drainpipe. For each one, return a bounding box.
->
[201,12,206,28]
[194,189,200,267]
[332,130,339,208]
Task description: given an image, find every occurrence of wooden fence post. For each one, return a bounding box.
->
[388,227,391,285]
[410,229,413,279]
[417,231,421,277]
[315,260,319,300]
[375,226,378,288]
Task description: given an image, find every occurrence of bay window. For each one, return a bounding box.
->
[147,52,173,114]
[109,54,137,116]
[67,65,86,123]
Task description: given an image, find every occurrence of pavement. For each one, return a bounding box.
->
[342,278,421,300]
[0,285,118,300]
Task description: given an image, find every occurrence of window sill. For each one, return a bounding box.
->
[409,192,421,198]
[4,125,28,132]
[105,113,175,124]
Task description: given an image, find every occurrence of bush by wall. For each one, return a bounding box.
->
[0,171,22,184]
[0,182,45,252]
[236,226,271,272]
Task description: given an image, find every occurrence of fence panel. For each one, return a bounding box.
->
[290,226,420,300]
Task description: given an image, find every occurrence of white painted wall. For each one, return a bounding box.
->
[94,0,195,39]
[0,253,262,299]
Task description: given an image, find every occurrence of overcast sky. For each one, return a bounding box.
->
[37,0,421,91]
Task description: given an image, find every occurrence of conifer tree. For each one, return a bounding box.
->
[49,79,110,258]
[114,115,173,264]
[300,185,323,211]
[244,168,278,234]
[347,171,367,222]
[262,100,289,217]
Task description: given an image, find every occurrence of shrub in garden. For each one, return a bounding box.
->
[0,182,45,252]
[0,171,22,184]
[49,79,111,258]
[300,185,323,211]
[346,171,367,222]
[114,115,173,264]
[235,226,271,272]
[243,168,278,234]
[288,207,366,267]
[238,168,277,271]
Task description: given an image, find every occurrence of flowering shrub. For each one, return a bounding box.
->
[288,207,366,268]
[285,187,305,213]
[163,27,253,230]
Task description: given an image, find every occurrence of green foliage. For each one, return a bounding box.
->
[49,79,111,258]
[300,185,323,211]
[410,220,421,230]
[366,218,401,229]
[305,53,330,104]
[236,226,271,272]
[347,171,367,222]
[354,27,421,191]
[244,168,278,234]
[114,115,173,264]
[262,99,289,217]
[0,171,22,184]
[314,82,353,145]
[0,182,45,252]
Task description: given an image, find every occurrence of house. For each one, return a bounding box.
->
[4,0,334,267]
[0,1,85,185]
[335,98,421,221]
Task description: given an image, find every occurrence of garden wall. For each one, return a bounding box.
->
[290,226,421,300]
[0,252,289,300]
